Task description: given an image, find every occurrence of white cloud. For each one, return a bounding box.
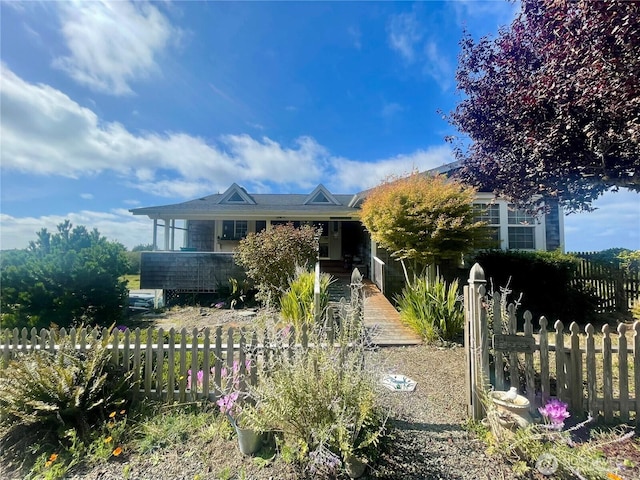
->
[387,11,423,63]
[387,11,454,91]
[0,210,154,251]
[80,193,94,199]
[450,0,521,31]
[328,145,455,193]
[0,66,330,194]
[0,65,456,202]
[423,41,453,91]
[52,0,179,95]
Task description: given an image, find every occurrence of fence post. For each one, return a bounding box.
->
[351,267,364,322]
[569,322,582,413]
[466,263,487,420]
[314,261,321,325]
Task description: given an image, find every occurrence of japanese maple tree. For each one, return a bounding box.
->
[448,0,640,212]
[360,172,489,280]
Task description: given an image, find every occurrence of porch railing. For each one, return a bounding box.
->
[372,256,385,294]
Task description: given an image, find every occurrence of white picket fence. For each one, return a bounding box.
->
[0,324,319,403]
[465,263,640,426]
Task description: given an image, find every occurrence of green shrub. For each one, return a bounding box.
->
[234,223,320,306]
[280,267,333,332]
[395,276,464,343]
[0,221,130,330]
[0,332,135,455]
[242,314,387,474]
[470,249,598,323]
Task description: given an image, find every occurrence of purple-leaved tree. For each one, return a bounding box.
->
[448,0,640,212]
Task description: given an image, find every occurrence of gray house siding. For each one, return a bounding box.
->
[140,252,245,292]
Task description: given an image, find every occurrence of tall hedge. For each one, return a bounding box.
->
[470,250,598,324]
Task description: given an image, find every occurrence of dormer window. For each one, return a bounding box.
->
[304,184,340,205]
[310,191,331,203]
[218,183,256,205]
[227,191,245,202]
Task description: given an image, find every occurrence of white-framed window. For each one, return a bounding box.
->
[473,203,501,243]
[507,205,536,249]
[221,220,248,240]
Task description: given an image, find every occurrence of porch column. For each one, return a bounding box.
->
[152,219,158,251]
[170,219,176,251]
[164,219,170,251]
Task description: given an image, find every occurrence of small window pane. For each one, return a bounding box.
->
[222,220,234,239]
[508,205,535,225]
[508,227,535,249]
[473,203,500,225]
[235,220,248,239]
[487,226,500,243]
[255,220,266,233]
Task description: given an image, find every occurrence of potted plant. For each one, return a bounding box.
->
[216,360,265,455]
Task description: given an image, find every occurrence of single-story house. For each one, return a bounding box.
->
[130,162,563,296]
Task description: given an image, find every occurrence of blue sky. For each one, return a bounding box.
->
[1,0,638,252]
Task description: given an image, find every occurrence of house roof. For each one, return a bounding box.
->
[130,183,360,219]
[130,162,465,219]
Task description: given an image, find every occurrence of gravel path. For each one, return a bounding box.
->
[371,345,514,480]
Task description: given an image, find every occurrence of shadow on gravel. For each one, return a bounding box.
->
[370,419,489,480]
[390,419,465,433]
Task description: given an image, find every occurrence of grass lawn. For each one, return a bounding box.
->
[122,274,140,290]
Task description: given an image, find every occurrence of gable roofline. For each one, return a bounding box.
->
[424,159,463,175]
[303,184,341,206]
[218,183,256,205]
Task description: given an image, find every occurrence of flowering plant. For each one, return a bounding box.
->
[538,398,571,430]
[186,368,208,391]
[216,359,252,420]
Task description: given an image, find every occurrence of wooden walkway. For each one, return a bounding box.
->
[361,280,422,346]
[325,269,422,346]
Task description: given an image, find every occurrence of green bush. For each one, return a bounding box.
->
[234,223,320,307]
[280,267,333,332]
[469,250,598,323]
[242,314,387,475]
[395,276,464,343]
[0,332,135,456]
[0,221,129,330]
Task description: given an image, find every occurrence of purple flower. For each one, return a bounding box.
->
[538,398,570,429]
[187,369,205,390]
[216,392,241,416]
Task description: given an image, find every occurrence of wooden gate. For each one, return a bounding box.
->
[464,263,640,426]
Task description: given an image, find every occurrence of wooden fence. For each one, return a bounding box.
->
[0,323,336,404]
[0,269,365,405]
[1,327,309,403]
[571,251,640,313]
[465,263,640,426]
